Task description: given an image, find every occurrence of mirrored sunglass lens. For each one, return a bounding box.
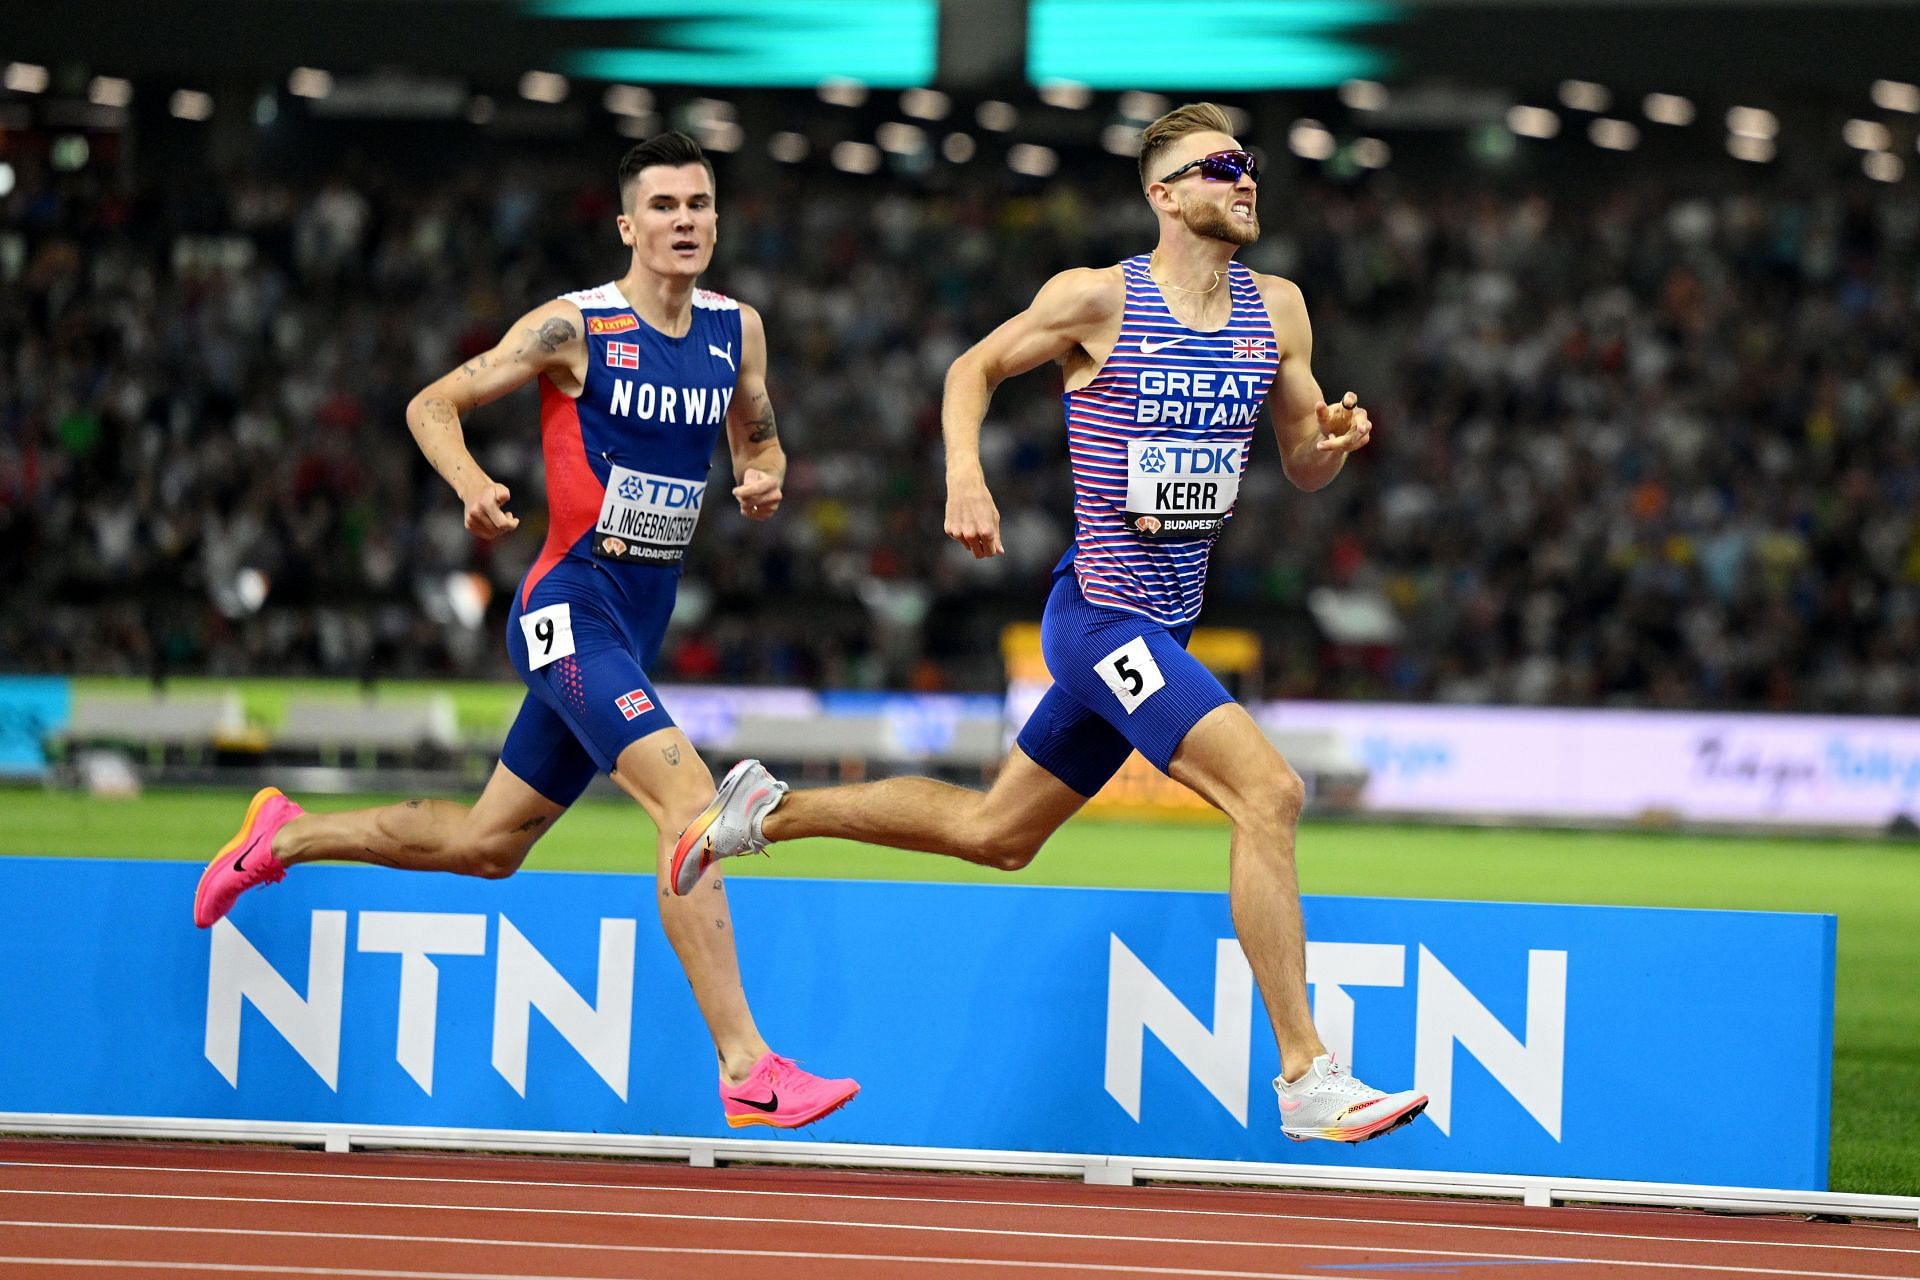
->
[1200,152,1256,182]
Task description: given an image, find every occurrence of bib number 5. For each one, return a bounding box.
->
[1094,636,1166,714]
[518,603,577,671]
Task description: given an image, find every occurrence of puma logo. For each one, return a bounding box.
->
[709,342,736,372]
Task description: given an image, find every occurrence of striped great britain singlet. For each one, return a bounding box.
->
[1060,254,1281,626]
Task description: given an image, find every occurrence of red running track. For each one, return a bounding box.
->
[0,1138,1913,1280]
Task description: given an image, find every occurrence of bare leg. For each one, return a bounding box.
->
[274,762,562,878]
[611,728,772,1084]
[764,747,1089,871]
[1166,703,1324,1083]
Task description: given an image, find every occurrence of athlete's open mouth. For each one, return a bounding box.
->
[1230,200,1254,218]
[672,239,699,253]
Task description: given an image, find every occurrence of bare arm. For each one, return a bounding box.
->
[1259,275,1371,493]
[722,304,786,521]
[406,300,585,539]
[944,267,1122,558]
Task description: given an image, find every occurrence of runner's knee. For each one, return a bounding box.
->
[468,833,533,879]
[978,827,1045,872]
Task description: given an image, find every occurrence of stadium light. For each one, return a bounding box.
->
[4,63,48,94]
[1727,134,1774,162]
[877,121,926,154]
[768,131,809,162]
[1558,79,1609,113]
[1844,119,1892,151]
[1726,106,1778,140]
[88,76,133,108]
[818,78,867,107]
[1352,137,1390,168]
[1117,91,1168,122]
[1340,79,1388,111]
[1642,93,1693,126]
[1871,79,1920,113]
[288,68,333,100]
[1288,120,1336,160]
[603,84,653,116]
[900,88,949,120]
[977,100,1018,132]
[1506,105,1559,139]
[1038,81,1093,110]
[0,163,13,198]
[831,140,882,173]
[615,112,657,138]
[519,71,569,103]
[1009,143,1059,176]
[1102,124,1142,156]
[170,90,214,121]
[1864,151,1903,182]
[467,95,497,125]
[941,132,976,163]
[51,136,88,172]
[697,120,744,152]
[1589,118,1638,151]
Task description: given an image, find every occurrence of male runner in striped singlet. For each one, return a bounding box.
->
[675,104,1425,1143]
[191,132,857,1130]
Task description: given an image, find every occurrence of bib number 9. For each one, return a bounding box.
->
[1094,636,1166,715]
[518,603,577,671]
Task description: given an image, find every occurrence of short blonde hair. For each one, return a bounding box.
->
[1138,102,1236,188]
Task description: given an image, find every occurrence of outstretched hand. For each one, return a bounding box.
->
[1314,392,1374,454]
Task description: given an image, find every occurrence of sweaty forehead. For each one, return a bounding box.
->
[1157,129,1241,175]
[628,163,715,205]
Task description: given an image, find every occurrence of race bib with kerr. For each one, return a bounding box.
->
[1122,439,1243,539]
[593,464,706,565]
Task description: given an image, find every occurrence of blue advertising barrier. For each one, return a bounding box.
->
[0,676,69,776]
[0,859,1833,1189]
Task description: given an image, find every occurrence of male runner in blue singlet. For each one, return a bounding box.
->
[675,104,1423,1143]
[192,133,857,1130]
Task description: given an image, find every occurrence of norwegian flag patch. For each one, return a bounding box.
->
[1232,337,1272,360]
[607,340,641,370]
[616,689,655,720]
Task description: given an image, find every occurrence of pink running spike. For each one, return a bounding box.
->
[719,1052,859,1129]
[193,787,302,928]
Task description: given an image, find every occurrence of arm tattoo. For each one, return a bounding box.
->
[512,815,549,834]
[459,353,492,378]
[745,396,778,444]
[534,318,576,354]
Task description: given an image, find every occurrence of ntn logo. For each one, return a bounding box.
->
[1105,936,1565,1139]
[204,912,635,1100]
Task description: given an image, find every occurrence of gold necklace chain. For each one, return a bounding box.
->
[1150,251,1224,295]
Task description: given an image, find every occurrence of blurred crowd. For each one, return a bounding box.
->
[4,129,1919,712]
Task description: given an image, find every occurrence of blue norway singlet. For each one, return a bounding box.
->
[519,280,744,615]
[1057,255,1281,627]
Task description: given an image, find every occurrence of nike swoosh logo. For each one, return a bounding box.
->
[232,843,255,874]
[1139,337,1194,355]
[737,1091,780,1112]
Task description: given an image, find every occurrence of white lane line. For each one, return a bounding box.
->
[0,1159,1909,1257]
[0,1251,1341,1279]
[0,1200,1908,1279]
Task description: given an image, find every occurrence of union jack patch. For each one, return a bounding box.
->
[1232,337,1272,360]
[616,689,654,721]
[607,340,641,370]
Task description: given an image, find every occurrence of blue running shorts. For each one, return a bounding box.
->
[500,560,677,806]
[1015,573,1235,797]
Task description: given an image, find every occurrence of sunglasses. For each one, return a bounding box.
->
[1158,148,1260,186]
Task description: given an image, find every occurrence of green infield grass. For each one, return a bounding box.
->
[4,785,1915,1196]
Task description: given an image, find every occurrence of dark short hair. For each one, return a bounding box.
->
[617,131,717,206]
